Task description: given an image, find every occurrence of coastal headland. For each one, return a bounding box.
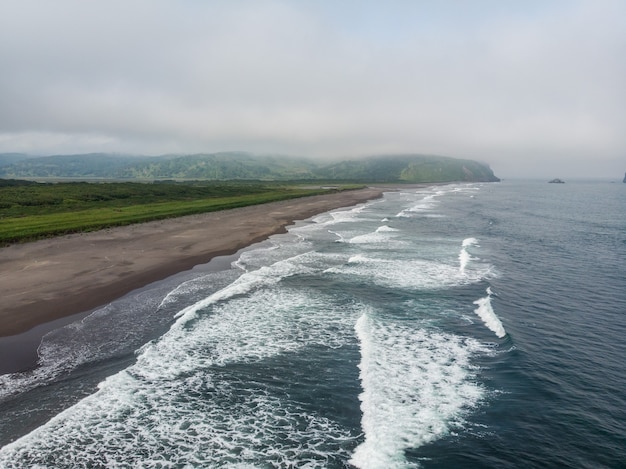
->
[0,188,383,338]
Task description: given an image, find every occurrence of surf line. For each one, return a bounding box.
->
[459,237,479,274]
[473,287,506,338]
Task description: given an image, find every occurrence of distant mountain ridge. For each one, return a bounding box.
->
[0,152,500,183]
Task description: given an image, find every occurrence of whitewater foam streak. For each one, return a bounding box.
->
[396,194,438,218]
[350,313,487,469]
[331,254,488,290]
[0,283,361,467]
[473,287,506,338]
[0,371,355,468]
[459,237,479,274]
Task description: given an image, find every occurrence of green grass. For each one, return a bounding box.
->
[0,181,351,245]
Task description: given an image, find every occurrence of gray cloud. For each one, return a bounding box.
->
[0,0,624,177]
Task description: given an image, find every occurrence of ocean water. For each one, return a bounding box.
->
[0,180,625,468]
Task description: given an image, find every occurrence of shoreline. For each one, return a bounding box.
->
[0,188,383,340]
[0,247,254,375]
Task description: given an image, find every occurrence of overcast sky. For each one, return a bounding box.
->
[0,0,624,178]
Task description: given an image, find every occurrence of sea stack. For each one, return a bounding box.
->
[623,172,626,183]
[548,178,565,183]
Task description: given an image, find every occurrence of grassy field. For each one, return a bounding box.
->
[0,180,357,245]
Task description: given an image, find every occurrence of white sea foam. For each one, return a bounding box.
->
[0,285,362,467]
[0,369,355,468]
[234,243,284,272]
[0,269,235,401]
[146,285,359,381]
[459,237,479,274]
[311,202,373,227]
[328,229,347,242]
[350,313,487,468]
[348,232,387,244]
[157,269,240,311]
[172,250,325,325]
[348,225,404,246]
[473,288,506,338]
[462,237,479,247]
[396,194,438,218]
[376,225,398,232]
[294,201,383,245]
[393,185,477,219]
[459,250,471,273]
[328,255,488,290]
[347,254,370,264]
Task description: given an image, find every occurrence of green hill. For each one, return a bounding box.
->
[0,153,159,178]
[312,155,499,182]
[0,152,499,183]
[0,153,32,168]
[117,153,318,180]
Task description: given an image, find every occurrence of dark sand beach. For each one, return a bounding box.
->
[0,188,382,341]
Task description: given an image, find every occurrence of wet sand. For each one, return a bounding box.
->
[0,188,383,339]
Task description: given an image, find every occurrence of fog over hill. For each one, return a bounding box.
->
[0,153,499,183]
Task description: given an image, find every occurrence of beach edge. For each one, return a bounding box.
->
[0,188,384,338]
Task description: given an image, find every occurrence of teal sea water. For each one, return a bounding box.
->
[1,180,625,468]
